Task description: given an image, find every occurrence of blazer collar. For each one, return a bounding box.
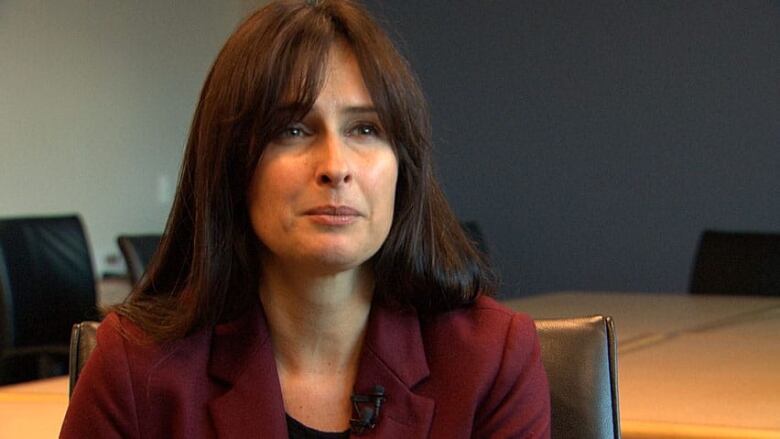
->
[353,303,435,437]
[206,300,435,438]
[207,302,288,437]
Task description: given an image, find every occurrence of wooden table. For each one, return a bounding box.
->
[0,376,69,437]
[504,291,780,439]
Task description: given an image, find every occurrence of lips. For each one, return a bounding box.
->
[304,205,362,216]
[303,205,362,226]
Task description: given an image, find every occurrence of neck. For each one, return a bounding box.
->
[259,260,374,374]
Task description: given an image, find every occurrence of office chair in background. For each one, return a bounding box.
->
[0,215,98,384]
[689,230,780,296]
[117,234,161,286]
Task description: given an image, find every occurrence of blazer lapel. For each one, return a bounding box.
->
[204,301,435,438]
[206,304,288,437]
[354,304,435,438]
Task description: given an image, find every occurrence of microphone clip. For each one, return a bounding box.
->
[349,385,386,435]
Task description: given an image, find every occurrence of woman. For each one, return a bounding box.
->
[61,1,550,437]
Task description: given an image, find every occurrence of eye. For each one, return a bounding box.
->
[348,123,382,138]
[279,125,306,138]
[272,124,311,145]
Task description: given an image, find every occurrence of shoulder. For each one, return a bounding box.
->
[420,295,540,376]
[62,312,217,438]
[80,312,160,384]
[74,312,213,396]
[92,313,196,366]
[61,313,148,437]
[96,312,215,386]
[422,295,538,354]
[418,295,551,437]
[94,312,152,356]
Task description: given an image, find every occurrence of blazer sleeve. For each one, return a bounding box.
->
[473,313,551,438]
[60,314,141,439]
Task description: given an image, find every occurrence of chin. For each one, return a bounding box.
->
[308,253,364,272]
[298,245,376,274]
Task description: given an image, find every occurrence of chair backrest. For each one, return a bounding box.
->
[117,234,161,286]
[69,321,100,397]
[0,215,97,352]
[690,230,780,296]
[535,316,620,439]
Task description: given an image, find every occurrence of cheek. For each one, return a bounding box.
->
[251,155,300,208]
[247,173,268,241]
[367,155,399,218]
[248,161,292,237]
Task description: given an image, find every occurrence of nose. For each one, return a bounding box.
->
[315,134,352,187]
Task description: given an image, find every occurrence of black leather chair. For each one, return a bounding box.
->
[535,316,620,439]
[0,215,98,384]
[117,234,161,286]
[69,321,100,397]
[690,230,780,296]
[69,316,621,438]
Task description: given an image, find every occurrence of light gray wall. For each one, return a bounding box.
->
[0,0,262,275]
[365,1,780,297]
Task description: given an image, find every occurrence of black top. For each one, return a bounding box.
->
[286,414,350,439]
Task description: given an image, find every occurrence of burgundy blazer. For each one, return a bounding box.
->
[61,296,550,438]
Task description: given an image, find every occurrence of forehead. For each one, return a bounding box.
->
[312,42,374,109]
[275,40,373,112]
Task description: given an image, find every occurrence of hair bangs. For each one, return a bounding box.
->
[247,8,337,157]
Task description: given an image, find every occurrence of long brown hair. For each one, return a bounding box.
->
[114,0,496,341]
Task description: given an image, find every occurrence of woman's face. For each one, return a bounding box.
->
[248,43,398,276]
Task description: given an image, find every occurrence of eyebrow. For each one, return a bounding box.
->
[273,104,378,117]
[342,105,378,115]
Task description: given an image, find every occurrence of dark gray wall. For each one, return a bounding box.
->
[364,1,779,297]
